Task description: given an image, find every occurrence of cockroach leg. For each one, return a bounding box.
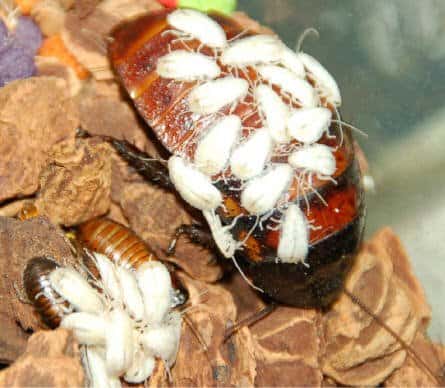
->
[106,138,174,190]
[167,223,216,256]
[223,303,277,342]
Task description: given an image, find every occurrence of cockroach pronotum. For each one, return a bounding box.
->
[77,217,188,309]
[106,8,364,309]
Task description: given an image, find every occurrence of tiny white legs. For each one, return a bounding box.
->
[203,210,238,258]
[277,204,309,264]
[289,144,336,176]
[220,35,283,66]
[241,164,293,215]
[230,128,273,180]
[255,84,290,143]
[188,76,249,114]
[257,65,317,107]
[167,9,227,48]
[156,51,221,81]
[49,267,104,314]
[298,52,342,107]
[194,115,241,176]
[287,107,332,144]
[168,156,222,211]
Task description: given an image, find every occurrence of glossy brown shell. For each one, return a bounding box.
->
[108,11,365,307]
[23,256,70,328]
[78,217,188,304]
[78,217,156,269]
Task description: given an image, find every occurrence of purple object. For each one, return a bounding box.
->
[12,16,42,55]
[0,44,36,87]
[0,19,9,53]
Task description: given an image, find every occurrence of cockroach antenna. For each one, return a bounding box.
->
[343,288,444,386]
[296,27,320,53]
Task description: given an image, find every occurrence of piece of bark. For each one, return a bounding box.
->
[0,216,75,336]
[0,329,84,387]
[0,313,29,365]
[169,271,322,387]
[76,85,153,151]
[385,332,445,387]
[321,228,431,386]
[61,0,163,80]
[35,137,112,227]
[0,77,78,202]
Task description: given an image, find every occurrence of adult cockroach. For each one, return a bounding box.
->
[98,8,445,385]
[77,217,188,309]
[105,8,364,309]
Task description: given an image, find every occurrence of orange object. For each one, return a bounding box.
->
[38,35,90,79]
[15,0,40,15]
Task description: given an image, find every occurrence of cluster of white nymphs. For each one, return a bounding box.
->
[48,253,181,387]
[159,9,342,265]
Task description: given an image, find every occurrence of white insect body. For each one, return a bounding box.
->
[141,311,182,367]
[187,76,249,114]
[255,84,290,143]
[203,210,238,258]
[168,156,222,210]
[280,46,306,78]
[115,266,145,321]
[241,164,294,215]
[82,347,121,388]
[136,261,173,324]
[220,34,284,66]
[289,144,336,176]
[167,8,227,48]
[105,308,134,376]
[61,312,107,345]
[257,64,317,107]
[230,128,273,181]
[287,107,332,144]
[194,115,241,175]
[124,350,156,384]
[49,267,104,314]
[92,253,122,304]
[298,52,342,107]
[277,204,309,264]
[156,50,220,81]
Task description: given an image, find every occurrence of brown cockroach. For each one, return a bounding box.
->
[23,256,72,328]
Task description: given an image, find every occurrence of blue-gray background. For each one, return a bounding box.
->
[238,0,445,339]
